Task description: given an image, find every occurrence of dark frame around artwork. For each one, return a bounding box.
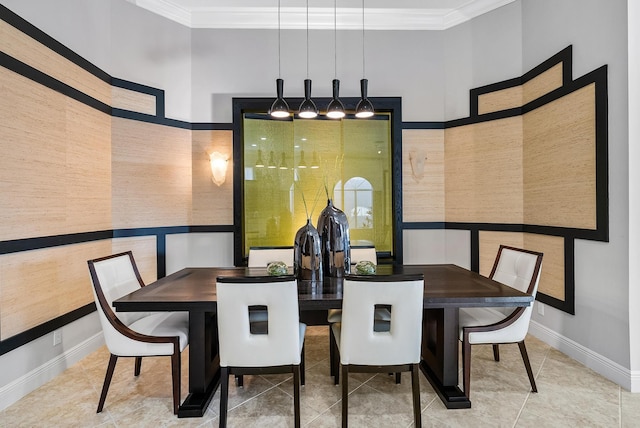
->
[232,97,403,267]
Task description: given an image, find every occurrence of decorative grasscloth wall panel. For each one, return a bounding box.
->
[111,236,158,285]
[402,129,444,222]
[524,84,597,229]
[0,67,112,241]
[523,63,563,105]
[112,86,156,116]
[444,116,524,224]
[111,117,192,229]
[479,231,565,302]
[0,18,111,106]
[192,130,233,225]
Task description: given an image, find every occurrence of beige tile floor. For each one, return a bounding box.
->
[1,326,639,427]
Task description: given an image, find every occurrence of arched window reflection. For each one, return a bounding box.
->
[335,177,373,229]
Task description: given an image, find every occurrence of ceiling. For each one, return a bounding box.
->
[125,0,516,30]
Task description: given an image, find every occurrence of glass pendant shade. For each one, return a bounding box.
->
[298,79,318,118]
[255,149,265,168]
[355,78,374,118]
[298,150,307,168]
[326,79,346,119]
[270,78,290,118]
[267,150,277,168]
[279,152,288,169]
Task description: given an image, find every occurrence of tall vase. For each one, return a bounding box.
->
[317,199,351,277]
[294,219,323,282]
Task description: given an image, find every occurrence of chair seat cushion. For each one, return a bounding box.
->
[327,307,392,323]
[119,312,189,355]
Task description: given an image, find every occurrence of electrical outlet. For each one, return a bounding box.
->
[537,302,544,316]
[53,330,62,346]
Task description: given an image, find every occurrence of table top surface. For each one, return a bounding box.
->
[113,264,534,312]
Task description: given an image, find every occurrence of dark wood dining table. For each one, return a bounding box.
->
[113,264,534,417]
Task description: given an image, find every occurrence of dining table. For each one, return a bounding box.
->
[113,263,534,418]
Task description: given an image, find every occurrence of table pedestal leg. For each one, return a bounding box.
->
[178,311,221,418]
[420,307,471,409]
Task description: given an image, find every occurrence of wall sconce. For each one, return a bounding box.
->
[209,151,228,186]
[409,149,427,182]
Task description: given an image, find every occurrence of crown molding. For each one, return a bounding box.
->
[126,0,516,30]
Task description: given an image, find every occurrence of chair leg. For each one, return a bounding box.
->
[518,341,538,393]
[220,367,230,428]
[171,352,181,414]
[134,356,142,376]
[293,365,301,428]
[410,364,422,428]
[332,331,340,385]
[97,354,118,413]
[329,327,336,377]
[462,337,472,398]
[235,374,244,387]
[300,343,306,386]
[342,365,349,428]
[395,373,401,384]
[492,344,500,362]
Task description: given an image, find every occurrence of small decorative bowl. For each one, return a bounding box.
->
[354,260,376,275]
[266,261,288,276]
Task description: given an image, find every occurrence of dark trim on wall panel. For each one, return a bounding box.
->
[402,122,445,129]
[0,303,96,357]
[112,108,192,129]
[192,123,234,131]
[112,77,166,118]
[0,4,111,83]
[0,51,111,115]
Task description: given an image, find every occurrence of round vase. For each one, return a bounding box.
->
[294,219,323,281]
[317,199,351,277]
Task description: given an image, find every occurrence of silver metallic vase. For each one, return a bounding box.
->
[294,219,323,281]
[317,199,351,277]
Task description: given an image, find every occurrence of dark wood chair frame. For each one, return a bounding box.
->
[461,245,543,398]
[88,251,182,414]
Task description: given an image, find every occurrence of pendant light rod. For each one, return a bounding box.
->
[326,0,345,119]
[355,0,374,118]
[298,0,318,118]
[270,0,289,118]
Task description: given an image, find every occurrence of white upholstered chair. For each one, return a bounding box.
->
[349,246,377,265]
[87,251,189,414]
[330,274,424,428]
[216,275,306,428]
[459,245,543,398]
[247,246,294,267]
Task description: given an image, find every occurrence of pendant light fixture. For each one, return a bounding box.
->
[270,0,290,118]
[326,0,345,119]
[298,0,318,119]
[355,0,374,118]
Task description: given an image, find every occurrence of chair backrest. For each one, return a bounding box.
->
[489,245,543,318]
[339,274,424,366]
[87,251,152,351]
[248,247,294,267]
[349,246,377,265]
[216,276,301,367]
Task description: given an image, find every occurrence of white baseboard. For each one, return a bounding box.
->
[0,332,105,411]
[529,320,636,391]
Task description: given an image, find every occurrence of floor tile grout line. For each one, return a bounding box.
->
[513,342,552,427]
